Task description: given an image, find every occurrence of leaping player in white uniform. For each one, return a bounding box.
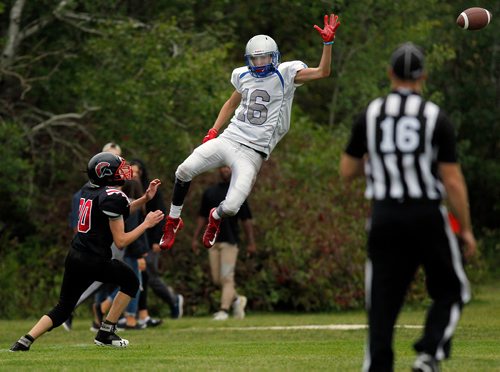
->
[159,13,341,251]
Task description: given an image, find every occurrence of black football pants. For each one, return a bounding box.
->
[363,203,470,372]
[46,248,139,329]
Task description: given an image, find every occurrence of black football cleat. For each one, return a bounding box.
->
[94,323,129,348]
[10,340,30,352]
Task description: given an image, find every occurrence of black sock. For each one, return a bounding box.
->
[99,319,117,332]
[172,178,191,206]
[18,334,34,348]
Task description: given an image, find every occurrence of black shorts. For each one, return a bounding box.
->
[64,249,139,298]
[46,248,139,328]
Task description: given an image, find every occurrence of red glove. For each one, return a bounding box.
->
[202,128,218,143]
[314,13,340,44]
[448,212,461,234]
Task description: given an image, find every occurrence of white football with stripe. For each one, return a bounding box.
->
[456,7,492,31]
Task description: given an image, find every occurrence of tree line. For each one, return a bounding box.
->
[0,0,497,317]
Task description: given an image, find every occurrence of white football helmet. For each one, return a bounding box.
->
[244,35,280,78]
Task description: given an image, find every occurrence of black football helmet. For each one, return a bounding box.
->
[87,152,132,186]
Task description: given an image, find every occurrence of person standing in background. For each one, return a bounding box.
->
[110,179,150,330]
[191,166,256,320]
[130,159,184,322]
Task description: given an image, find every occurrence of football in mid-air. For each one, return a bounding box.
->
[456,7,492,30]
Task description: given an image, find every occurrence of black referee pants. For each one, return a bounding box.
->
[46,248,139,329]
[363,203,470,372]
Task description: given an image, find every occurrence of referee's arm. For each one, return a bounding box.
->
[340,112,367,182]
[436,112,477,259]
[340,154,364,181]
[439,163,476,259]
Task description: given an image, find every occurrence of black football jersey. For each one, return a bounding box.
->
[71,182,130,259]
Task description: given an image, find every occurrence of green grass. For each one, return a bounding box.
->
[1,282,500,371]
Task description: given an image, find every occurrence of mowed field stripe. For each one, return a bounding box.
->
[182,324,423,332]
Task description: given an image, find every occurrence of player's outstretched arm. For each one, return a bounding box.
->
[202,90,242,143]
[295,13,340,84]
[129,179,161,214]
[109,210,164,249]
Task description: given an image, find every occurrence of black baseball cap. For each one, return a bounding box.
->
[390,42,425,81]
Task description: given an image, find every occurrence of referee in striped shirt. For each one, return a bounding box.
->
[340,42,477,372]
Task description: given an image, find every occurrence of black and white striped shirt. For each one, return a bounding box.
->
[345,89,457,202]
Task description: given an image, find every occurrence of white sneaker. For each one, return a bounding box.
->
[213,311,229,321]
[412,353,440,372]
[171,294,183,319]
[232,295,247,319]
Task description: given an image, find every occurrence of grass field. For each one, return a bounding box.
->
[1,281,499,371]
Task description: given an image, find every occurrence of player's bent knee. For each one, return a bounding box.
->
[46,305,73,329]
[120,276,140,298]
[175,163,194,182]
[111,259,140,297]
[220,275,235,286]
[220,202,240,217]
[220,264,235,283]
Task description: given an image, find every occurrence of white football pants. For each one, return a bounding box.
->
[176,137,263,216]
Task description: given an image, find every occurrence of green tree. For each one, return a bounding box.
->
[0,1,496,317]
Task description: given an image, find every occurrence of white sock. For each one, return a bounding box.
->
[169,204,183,218]
[212,208,221,220]
[138,316,149,325]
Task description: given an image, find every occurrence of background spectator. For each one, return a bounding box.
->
[192,166,256,320]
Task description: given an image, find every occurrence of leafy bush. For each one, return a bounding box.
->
[0,121,36,239]
[0,1,495,318]
[0,235,65,317]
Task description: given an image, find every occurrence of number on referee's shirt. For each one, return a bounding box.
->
[78,198,92,233]
[237,89,270,125]
[380,116,421,153]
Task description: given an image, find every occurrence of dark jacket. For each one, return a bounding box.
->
[129,158,167,247]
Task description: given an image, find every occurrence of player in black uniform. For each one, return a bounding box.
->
[340,43,476,372]
[10,152,164,351]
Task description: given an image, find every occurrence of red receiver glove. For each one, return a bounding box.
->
[448,212,461,234]
[202,128,218,144]
[314,13,340,43]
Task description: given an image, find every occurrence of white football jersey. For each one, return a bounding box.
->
[219,61,307,159]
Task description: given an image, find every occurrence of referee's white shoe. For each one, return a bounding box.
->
[412,353,440,372]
